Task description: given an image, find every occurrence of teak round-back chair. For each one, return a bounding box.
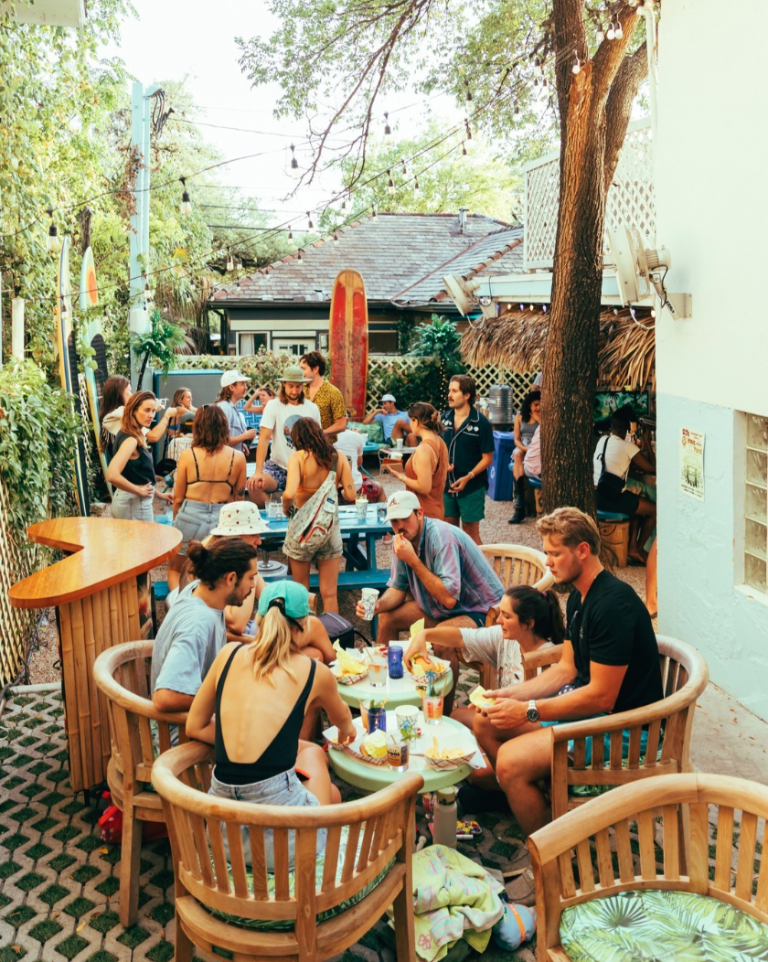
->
[93,639,188,926]
[152,741,422,961]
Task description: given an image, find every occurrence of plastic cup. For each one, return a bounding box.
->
[369,649,387,687]
[364,703,386,733]
[395,438,404,450]
[360,588,379,621]
[356,498,369,522]
[377,503,388,523]
[423,692,444,725]
[386,736,409,772]
[396,705,419,740]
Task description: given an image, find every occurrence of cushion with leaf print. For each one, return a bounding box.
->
[560,889,768,961]
[348,420,386,446]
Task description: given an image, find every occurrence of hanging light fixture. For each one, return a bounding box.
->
[384,112,391,136]
[226,253,234,272]
[371,207,377,218]
[235,258,243,271]
[414,178,420,194]
[307,212,314,229]
[46,211,60,252]
[401,158,407,176]
[288,228,293,240]
[462,142,468,157]
[297,249,304,264]
[333,233,339,246]
[289,143,298,170]
[341,197,347,210]
[179,177,191,216]
[615,18,624,39]
[464,117,472,140]
[572,53,581,74]
[596,24,605,43]
[465,78,473,102]
[387,170,395,195]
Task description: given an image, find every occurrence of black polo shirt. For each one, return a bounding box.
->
[440,405,495,497]
[565,570,662,714]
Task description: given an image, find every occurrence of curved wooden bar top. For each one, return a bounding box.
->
[9,517,182,609]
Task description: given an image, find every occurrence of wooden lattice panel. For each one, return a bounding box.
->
[525,118,655,269]
[0,480,42,687]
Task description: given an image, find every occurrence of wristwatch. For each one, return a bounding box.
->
[526,699,540,723]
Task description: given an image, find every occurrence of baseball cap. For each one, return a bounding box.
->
[257,580,311,620]
[210,502,269,536]
[279,364,312,383]
[381,393,396,403]
[386,490,421,520]
[221,370,250,388]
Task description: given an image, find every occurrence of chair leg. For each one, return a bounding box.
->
[174,917,194,962]
[119,804,143,926]
[392,878,416,961]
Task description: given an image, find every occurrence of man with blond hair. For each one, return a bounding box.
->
[472,506,661,847]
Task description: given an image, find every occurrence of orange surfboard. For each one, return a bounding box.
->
[329,269,368,418]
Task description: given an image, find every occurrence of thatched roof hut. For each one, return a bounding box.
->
[461,306,655,392]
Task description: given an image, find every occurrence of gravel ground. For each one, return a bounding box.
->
[27,461,649,683]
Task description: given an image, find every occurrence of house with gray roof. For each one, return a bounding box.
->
[208,211,523,356]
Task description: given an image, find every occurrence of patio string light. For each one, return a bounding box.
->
[383,112,392,136]
[46,210,59,252]
[290,143,298,170]
[387,170,395,195]
[179,177,191,216]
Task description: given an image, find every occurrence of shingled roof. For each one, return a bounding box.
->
[210,212,514,306]
[391,226,524,307]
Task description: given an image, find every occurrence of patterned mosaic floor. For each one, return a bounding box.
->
[0,684,537,962]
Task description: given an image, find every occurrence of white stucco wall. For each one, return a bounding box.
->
[655,0,768,718]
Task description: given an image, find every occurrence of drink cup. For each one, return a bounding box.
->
[369,649,387,687]
[377,503,388,524]
[386,736,409,772]
[395,438,404,450]
[365,704,387,733]
[423,692,444,725]
[356,497,369,522]
[388,643,404,679]
[360,588,379,621]
[396,705,419,740]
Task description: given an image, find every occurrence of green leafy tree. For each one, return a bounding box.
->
[409,315,466,402]
[238,0,651,514]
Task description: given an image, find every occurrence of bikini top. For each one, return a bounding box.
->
[214,646,316,785]
[186,447,237,495]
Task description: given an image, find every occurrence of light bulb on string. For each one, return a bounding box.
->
[307,212,313,229]
[226,253,234,272]
[462,142,467,157]
[464,118,472,140]
[401,158,407,176]
[596,25,605,43]
[46,210,59,253]
[371,207,377,218]
[533,76,539,88]
[387,170,395,195]
[543,304,548,313]
[288,228,293,241]
[414,178,420,194]
[514,103,521,117]
[297,249,304,264]
[519,303,525,312]
[180,177,191,216]
[572,53,581,74]
[464,78,473,102]
[235,259,243,271]
[341,197,347,210]
[289,143,298,170]
[529,304,535,312]
[383,112,391,136]
[606,22,615,39]
[615,19,624,39]
[651,309,657,318]
[262,270,271,282]
[332,233,339,246]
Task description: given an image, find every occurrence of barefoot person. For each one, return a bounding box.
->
[472,507,662,839]
[185,581,356,870]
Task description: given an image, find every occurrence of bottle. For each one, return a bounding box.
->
[388,643,404,679]
[433,787,458,848]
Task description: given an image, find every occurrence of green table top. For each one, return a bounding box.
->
[334,666,454,709]
[324,711,477,794]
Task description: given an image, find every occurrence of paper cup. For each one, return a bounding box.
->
[395,438,404,450]
[361,588,379,621]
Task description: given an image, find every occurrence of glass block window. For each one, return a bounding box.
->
[745,414,768,594]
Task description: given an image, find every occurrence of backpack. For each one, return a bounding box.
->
[285,454,340,552]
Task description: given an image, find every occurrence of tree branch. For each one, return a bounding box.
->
[604,40,648,191]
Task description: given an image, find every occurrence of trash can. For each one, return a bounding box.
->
[487,431,515,501]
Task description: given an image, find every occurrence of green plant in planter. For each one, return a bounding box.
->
[409,315,467,402]
[131,311,191,389]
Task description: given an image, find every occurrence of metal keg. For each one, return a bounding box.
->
[486,384,515,426]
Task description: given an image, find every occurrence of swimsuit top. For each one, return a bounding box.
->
[186,447,237,496]
[214,646,316,785]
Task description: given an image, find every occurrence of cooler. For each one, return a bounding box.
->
[488,430,515,501]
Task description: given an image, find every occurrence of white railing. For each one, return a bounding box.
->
[523,118,655,270]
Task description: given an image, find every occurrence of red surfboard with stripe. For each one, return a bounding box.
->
[329,269,368,419]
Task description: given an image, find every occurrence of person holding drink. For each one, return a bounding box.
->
[382,402,448,520]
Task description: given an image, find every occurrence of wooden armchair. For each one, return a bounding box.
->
[529,773,768,961]
[522,635,709,820]
[458,545,555,688]
[152,741,423,962]
[92,640,188,926]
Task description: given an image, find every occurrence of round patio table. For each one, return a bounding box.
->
[324,710,476,794]
[335,666,454,709]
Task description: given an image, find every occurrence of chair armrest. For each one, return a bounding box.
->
[522,644,563,676]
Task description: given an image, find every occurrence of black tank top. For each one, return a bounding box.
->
[214,646,316,785]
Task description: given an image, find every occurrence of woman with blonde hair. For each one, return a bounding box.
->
[383,401,448,519]
[186,580,356,870]
[167,405,246,589]
[166,386,196,436]
[107,391,171,521]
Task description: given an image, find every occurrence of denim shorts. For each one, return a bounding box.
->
[209,768,326,873]
[173,500,225,555]
[111,489,154,523]
[283,521,343,563]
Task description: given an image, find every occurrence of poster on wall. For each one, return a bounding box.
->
[680,427,705,501]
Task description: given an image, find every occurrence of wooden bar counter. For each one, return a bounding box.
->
[9,518,181,793]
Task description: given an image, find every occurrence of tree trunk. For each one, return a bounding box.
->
[541,0,644,516]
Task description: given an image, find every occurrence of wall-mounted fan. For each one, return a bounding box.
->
[606,227,691,318]
[443,275,497,319]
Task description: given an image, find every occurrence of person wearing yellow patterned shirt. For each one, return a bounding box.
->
[300,351,347,442]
